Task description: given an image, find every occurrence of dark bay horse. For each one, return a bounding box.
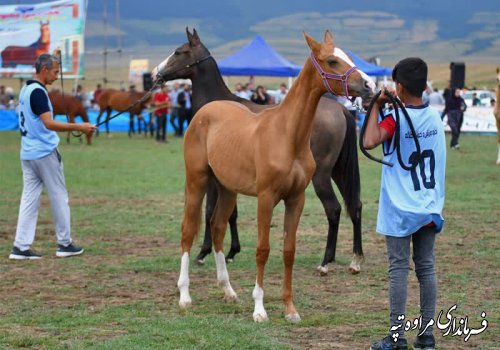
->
[49,90,92,145]
[153,28,367,274]
[2,21,50,67]
[96,89,151,137]
[174,30,374,322]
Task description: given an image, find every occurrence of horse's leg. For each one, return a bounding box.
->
[129,113,134,137]
[225,205,241,263]
[96,109,105,137]
[312,170,341,276]
[253,192,275,323]
[196,176,217,264]
[178,166,209,309]
[66,115,73,144]
[105,108,111,136]
[348,201,364,274]
[210,184,238,302]
[282,192,305,322]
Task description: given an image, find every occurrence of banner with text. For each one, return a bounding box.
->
[0,0,86,78]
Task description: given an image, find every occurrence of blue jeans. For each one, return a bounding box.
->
[386,226,437,338]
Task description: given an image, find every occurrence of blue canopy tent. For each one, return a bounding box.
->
[217,34,391,78]
[345,50,392,77]
[217,35,302,77]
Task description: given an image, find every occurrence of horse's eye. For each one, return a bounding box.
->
[327,59,336,65]
[174,51,180,56]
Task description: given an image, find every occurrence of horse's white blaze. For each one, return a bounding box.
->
[152,52,174,79]
[252,282,268,322]
[178,252,192,308]
[334,47,376,92]
[215,251,237,300]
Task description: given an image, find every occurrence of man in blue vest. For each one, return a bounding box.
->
[9,53,96,260]
[363,58,446,350]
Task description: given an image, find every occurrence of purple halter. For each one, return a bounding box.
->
[309,52,359,101]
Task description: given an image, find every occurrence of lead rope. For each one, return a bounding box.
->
[359,89,421,170]
[56,50,83,137]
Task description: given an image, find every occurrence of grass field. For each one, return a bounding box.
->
[0,131,498,349]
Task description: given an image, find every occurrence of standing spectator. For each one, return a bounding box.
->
[0,85,9,109]
[169,82,182,136]
[428,88,444,106]
[234,83,250,100]
[92,83,103,108]
[442,87,467,149]
[275,83,288,104]
[422,85,431,104]
[153,84,170,143]
[472,92,481,106]
[251,85,270,105]
[363,57,445,350]
[74,84,85,103]
[177,83,192,135]
[9,53,96,260]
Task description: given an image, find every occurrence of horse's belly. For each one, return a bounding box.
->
[207,135,257,196]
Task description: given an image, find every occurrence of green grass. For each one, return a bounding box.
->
[0,131,498,349]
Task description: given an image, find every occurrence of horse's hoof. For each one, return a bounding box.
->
[179,298,192,309]
[348,262,361,274]
[317,265,328,276]
[225,258,234,264]
[223,293,238,303]
[285,312,301,323]
[253,312,269,323]
[196,258,205,266]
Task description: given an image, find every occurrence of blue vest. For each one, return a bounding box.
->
[377,105,446,237]
[18,82,59,160]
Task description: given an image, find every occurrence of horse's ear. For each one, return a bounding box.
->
[323,30,334,46]
[192,28,201,45]
[303,32,320,53]
[186,27,194,44]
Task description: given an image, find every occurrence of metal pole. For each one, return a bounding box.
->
[103,0,108,87]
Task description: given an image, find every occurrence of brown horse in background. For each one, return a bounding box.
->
[177,30,374,322]
[96,89,151,137]
[2,21,50,68]
[495,68,500,165]
[49,90,92,145]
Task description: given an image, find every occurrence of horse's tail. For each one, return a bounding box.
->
[331,108,361,219]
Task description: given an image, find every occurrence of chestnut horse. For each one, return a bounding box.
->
[153,28,365,275]
[495,68,500,165]
[95,89,151,137]
[2,21,50,67]
[49,90,92,145]
[176,31,374,322]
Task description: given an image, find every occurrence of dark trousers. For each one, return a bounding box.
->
[170,107,181,136]
[156,113,167,142]
[448,110,462,147]
[386,226,437,338]
[179,107,193,136]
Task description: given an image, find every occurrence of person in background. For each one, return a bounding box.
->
[177,83,192,135]
[153,84,170,143]
[251,85,270,105]
[428,88,444,106]
[0,85,9,109]
[363,57,445,350]
[9,53,96,260]
[471,92,481,106]
[442,87,467,149]
[92,83,103,109]
[169,82,182,136]
[275,83,288,104]
[422,85,431,104]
